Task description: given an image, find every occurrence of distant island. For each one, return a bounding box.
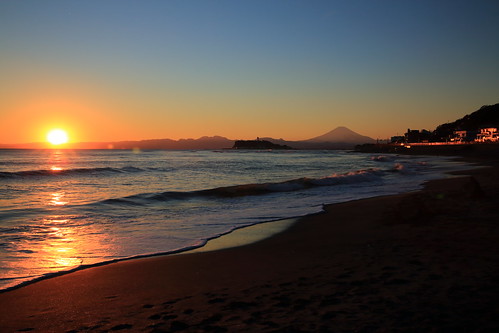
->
[232,139,293,150]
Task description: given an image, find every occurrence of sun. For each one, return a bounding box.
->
[47,129,69,145]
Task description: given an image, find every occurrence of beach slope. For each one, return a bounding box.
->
[1,164,499,332]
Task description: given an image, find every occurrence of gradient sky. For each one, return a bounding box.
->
[1,0,498,144]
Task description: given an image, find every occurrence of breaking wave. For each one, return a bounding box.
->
[100,168,383,205]
[371,155,395,162]
[0,166,145,178]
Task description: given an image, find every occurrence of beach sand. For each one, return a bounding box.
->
[1,160,499,332]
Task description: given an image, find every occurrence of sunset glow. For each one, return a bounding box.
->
[0,1,498,146]
[47,129,69,146]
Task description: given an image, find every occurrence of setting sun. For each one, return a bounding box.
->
[47,129,69,145]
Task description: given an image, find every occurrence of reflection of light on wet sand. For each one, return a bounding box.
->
[49,192,68,206]
[4,217,114,284]
[40,220,84,269]
[186,218,298,254]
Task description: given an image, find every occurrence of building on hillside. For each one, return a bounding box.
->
[405,129,432,143]
[476,128,499,142]
[390,136,405,144]
[450,130,477,143]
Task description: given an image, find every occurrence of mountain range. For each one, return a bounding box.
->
[0,127,375,150]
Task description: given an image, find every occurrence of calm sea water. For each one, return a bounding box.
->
[0,149,470,290]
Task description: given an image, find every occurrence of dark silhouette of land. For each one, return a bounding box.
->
[357,103,499,154]
[3,104,498,150]
[433,103,499,140]
[0,127,375,150]
[305,126,375,144]
[232,139,293,150]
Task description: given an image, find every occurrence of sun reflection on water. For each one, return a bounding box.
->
[0,149,117,285]
[2,215,114,288]
[48,149,67,173]
[49,192,68,206]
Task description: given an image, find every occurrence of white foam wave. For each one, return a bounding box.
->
[371,155,394,162]
[310,169,382,186]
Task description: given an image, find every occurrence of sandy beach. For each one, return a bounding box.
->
[1,157,499,332]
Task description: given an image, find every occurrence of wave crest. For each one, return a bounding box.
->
[99,168,383,206]
[0,166,145,178]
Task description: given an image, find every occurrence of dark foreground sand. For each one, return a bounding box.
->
[1,159,499,332]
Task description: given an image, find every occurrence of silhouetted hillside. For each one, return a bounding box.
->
[79,136,233,150]
[434,104,499,139]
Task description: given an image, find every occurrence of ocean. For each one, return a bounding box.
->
[0,149,471,290]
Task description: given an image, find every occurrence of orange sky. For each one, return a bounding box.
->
[1,1,498,145]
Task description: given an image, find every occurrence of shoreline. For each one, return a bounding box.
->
[0,152,467,294]
[0,217,300,294]
[1,156,499,331]
[1,152,466,293]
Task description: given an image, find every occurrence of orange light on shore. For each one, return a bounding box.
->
[47,129,69,145]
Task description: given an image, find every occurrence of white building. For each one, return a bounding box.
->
[476,128,499,142]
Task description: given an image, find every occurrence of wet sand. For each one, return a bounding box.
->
[1,160,499,332]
